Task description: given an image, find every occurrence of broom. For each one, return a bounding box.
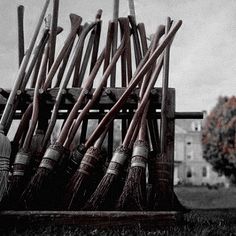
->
[116,23,163,211]
[0,0,50,203]
[63,128,109,210]
[10,23,63,172]
[16,14,82,166]
[149,18,187,212]
[8,19,53,166]
[34,15,81,150]
[83,40,165,211]
[20,18,128,209]
[5,40,51,209]
[117,103,149,211]
[63,21,116,209]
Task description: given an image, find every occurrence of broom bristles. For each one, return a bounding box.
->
[63,146,103,210]
[117,166,146,211]
[83,173,117,211]
[148,153,188,212]
[117,140,149,211]
[64,171,88,210]
[4,175,25,209]
[0,171,8,203]
[20,167,50,209]
[0,131,11,202]
[83,145,131,210]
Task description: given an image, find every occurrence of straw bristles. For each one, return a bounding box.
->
[148,153,188,211]
[0,131,11,203]
[6,150,32,208]
[117,140,149,211]
[64,146,103,210]
[20,167,51,209]
[83,146,130,210]
[4,175,25,209]
[83,173,117,210]
[20,143,64,209]
[117,166,146,210]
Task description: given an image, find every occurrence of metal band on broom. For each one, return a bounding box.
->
[0,0,50,203]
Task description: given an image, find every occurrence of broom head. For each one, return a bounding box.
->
[83,145,130,211]
[0,128,11,203]
[117,140,149,211]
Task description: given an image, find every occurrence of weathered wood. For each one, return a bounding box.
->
[0,211,184,228]
[0,87,174,111]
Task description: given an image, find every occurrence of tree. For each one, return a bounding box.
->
[202,96,236,183]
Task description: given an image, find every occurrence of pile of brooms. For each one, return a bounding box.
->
[0,0,186,212]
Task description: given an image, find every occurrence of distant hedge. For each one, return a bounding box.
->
[202,96,236,183]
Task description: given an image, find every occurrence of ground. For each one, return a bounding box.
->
[1,186,236,235]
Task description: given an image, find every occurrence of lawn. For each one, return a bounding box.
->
[175,186,236,209]
[1,186,236,235]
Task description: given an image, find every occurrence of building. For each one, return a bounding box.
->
[174,119,229,186]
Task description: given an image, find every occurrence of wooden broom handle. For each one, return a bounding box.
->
[0,0,50,131]
[85,20,182,148]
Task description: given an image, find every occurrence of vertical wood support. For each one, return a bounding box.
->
[165,89,175,205]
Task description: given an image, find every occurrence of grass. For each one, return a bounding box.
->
[1,186,236,235]
[175,185,236,209]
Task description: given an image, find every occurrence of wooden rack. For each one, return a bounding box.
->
[0,87,202,228]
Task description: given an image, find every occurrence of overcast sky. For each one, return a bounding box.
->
[0,0,236,113]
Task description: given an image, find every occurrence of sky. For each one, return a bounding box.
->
[0,0,236,113]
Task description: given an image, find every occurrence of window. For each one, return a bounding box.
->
[187,154,192,159]
[191,121,201,132]
[186,167,192,178]
[202,167,207,177]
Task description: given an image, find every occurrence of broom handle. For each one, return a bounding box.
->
[0,0,50,131]
[41,22,97,150]
[22,41,50,150]
[42,14,82,90]
[54,23,82,88]
[4,27,51,134]
[110,0,119,87]
[48,0,59,70]
[65,18,130,149]
[128,0,136,22]
[128,23,162,147]
[138,100,149,141]
[128,15,142,67]
[123,55,164,147]
[160,17,171,154]
[85,20,182,148]
[56,47,106,145]
[138,22,161,151]
[53,34,76,88]
[89,9,103,73]
[78,10,103,143]
[17,5,25,67]
[20,27,50,90]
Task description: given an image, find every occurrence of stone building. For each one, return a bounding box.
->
[174,119,229,186]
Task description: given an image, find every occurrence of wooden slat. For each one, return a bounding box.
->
[0,211,184,228]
